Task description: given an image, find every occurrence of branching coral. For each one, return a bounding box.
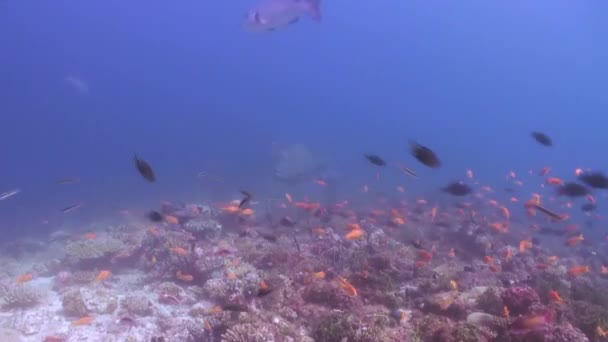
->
[221,323,276,342]
[1,284,40,309]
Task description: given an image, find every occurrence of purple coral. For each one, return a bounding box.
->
[501,286,541,316]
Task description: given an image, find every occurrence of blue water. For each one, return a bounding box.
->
[0,1,606,239]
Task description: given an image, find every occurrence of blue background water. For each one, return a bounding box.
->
[0,1,605,238]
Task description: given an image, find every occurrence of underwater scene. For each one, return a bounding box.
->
[1,1,607,341]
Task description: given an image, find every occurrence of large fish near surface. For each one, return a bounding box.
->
[273,144,330,184]
[244,0,321,32]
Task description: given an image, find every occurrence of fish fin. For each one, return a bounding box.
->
[304,0,321,21]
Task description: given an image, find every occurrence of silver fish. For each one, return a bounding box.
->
[244,0,321,32]
[0,189,20,201]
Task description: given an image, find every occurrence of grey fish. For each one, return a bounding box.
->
[244,0,321,32]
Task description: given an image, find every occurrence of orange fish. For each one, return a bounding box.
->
[96,270,111,282]
[548,290,563,304]
[483,255,494,265]
[314,179,327,187]
[418,250,433,262]
[601,265,608,275]
[447,248,456,258]
[546,177,564,186]
[240,208,255,216]
[566,234,584,247]
[148,226,160,237]
[519,240,533,253]
[82,232,96,240]
[72,316,94,326]
[176,271,193,282]
[165,215,179,224]
[490,222,509,233]
[170,247,188,256]
[345,229,365,240]
[313,271,325,279]
[431,207,438,222]
[503,306,510,318]
[285,193,293,203]
[345,223,361,231]
[16,273,33,284]
[415,260,427,268]
[337,276,357,296]
[396,186,405,193]
[466,169,474,179]
[538,167,551,176]
[568,265,590,277]
[503,247,513,261]
[499,207,510,220]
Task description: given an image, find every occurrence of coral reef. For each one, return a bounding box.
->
[120,295,153,316]
[0,284,40,309]
[500,286,541,316]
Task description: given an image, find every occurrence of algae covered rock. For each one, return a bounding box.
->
[0,285,40,309]
[61,290,88,317]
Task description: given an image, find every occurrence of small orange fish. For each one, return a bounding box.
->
[519,240,533,253]
[575,168,584,176]
[345,229,365,240]
[240,208,255,216]
[176,271,193,282]
[568,265,590,277]
[165,215,179,224]
[503,306,510,318]
[503,247,513,261]
[447,248,456,258]
[313,271,326,279]
[208,306,223,314]
[449,279,458,291]
[170,247,188,256]
[489,222,509,233]
[601,265,608,274]
[415,260,427,268]
[203,319,212,332]
[499,206,510,220]
[431,207,438,222]
[396,186,405,193]
[82,232,96,240]
[96,270,111,282]
[16,273,33,284]
[72,316,94,326]
[566,234,584,247]
[314,179,327,187]
[418,250,433,262]
[489,264,500,272]
[285,193,293,203]
[546,177,564,186]
[548,290,563,304]
[483,255,494,265]
[148,226,160,236]
[466,169,474,179]
[226,272,237,280]
[538,167,551,176]
[345,223,361,231]
[337,276,357,296]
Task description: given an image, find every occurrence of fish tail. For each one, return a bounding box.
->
[304,0,321,21]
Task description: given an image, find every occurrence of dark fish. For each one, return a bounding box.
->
[280,216,296,227]
[556,182,588,197]
[221,303,249,312]
[579,171,608,189]
[239,190,253,209]
[364,154,386,166]
[61,203,83,213]
[410,240,423,249]
[410,141,440,168]
[581,203,596,212]
[57,178,80,184]
[442,182,472,196]
[146,210,164,222]
[134,155,155,182]
[259,232,278,242]
[537,226,567,237]
[257,286,273,297]
[531,131,553,146]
